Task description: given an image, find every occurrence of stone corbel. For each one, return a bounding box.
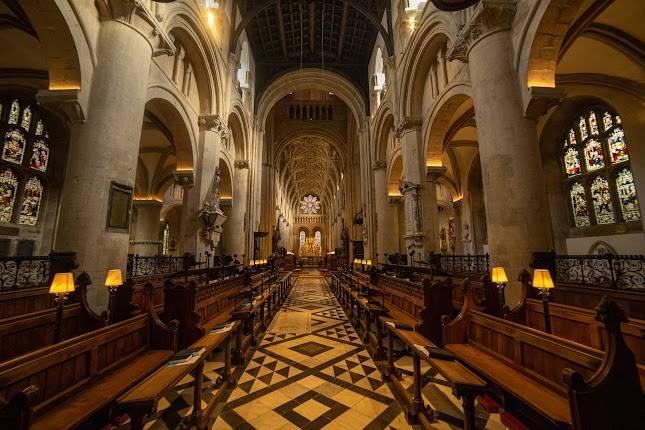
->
[393,117,423,138]
[388,195,404,205]
[36,89,86,124]
[372,160,387,171]
[199,114,230,141]
[426,166,447,182]
[524,86,567,119]
[234,160,250,170]
[447,0,516,63]
[173,171,195,189]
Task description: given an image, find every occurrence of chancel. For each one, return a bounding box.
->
[0,0,643,429]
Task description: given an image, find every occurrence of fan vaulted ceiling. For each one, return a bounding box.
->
[234,0,389,108]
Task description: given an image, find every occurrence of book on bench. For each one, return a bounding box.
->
[414,344,455,361]
[167,347,206,366]
[385,321,413,331]
[211,322,234,334]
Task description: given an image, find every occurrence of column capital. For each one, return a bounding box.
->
[447,0,516,63]
[95,0,175,57]
[234,160,250,170]
[393,117,423,138]
[132,199,163,209]
[36,89,86,124]
[399,181,420,196]
[426,166,447,182]
[199,114,230,140]
[452,198,463,210]
[173,171,195,189]
[372,160,387,171]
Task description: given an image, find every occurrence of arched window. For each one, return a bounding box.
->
[0,97,51,225]
[562,106,640,227]
[237,41,251,90]
[314,230,321,248]
[299,231,306,248]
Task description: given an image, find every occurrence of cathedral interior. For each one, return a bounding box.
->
[0,0,643,429]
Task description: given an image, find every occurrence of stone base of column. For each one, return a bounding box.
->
[404,233,424,263]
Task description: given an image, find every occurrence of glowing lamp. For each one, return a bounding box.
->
[532,269,555,334]
[105,269,123,288]
[49,273,75,294]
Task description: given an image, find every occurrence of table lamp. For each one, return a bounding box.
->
[532,269,555,334]
[491,266,508,316]
[50,272,75,343]
[105,269,123,322]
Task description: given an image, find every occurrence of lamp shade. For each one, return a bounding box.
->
[491,267,508,284]
[105,269,123,287]
[49,273,75,294]
[532,269,554,289]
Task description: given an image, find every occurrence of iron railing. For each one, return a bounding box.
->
[555,254,645,290]
[440,254,490,274]
[127,254,186,278]
[0,252,76,290]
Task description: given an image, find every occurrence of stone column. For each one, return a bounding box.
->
[131,200,162,256]
[54,7,156,309]
[229,160,249,257]
[399,182,424,261]
[421,167,446,257]
[431,63,439,98]
[453,199,464,254]
[373,161,390,260]
[175,171,196,255]
[438,46,448,90]
[449,0,551,303]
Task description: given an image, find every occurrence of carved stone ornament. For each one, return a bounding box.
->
[234,160,250,169]
[199,114,230,141]
[447,0,516,63]
[372,160,387,171]
[173,171,194,189]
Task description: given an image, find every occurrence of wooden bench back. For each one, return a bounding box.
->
[0,311,173,416]
[0,287,54,320]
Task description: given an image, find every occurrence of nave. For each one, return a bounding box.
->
[204,270,500,430]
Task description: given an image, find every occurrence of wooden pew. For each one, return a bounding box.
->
[380,316,487,430]
[442,286,645,429]
[117,321,239,430]
[504,270,645,385]
[0,273,107,362]
[0,285,178,430]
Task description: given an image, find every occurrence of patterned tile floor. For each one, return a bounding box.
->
[144,270,505,429]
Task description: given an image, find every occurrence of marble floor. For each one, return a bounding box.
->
[143,270,504,430]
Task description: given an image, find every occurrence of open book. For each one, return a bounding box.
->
[211,322,235,334]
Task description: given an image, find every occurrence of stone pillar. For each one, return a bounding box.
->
[438,46,448,90]
[421,167,446,257]
[229,160,249,257]
[176,172,196,255]
[373,161,390,260]
[54,11,154,309]
[449,0,551,303]
[131,200,162,256]
[399,181,424,261]
[453,199,464,254]
[431,63,439,98]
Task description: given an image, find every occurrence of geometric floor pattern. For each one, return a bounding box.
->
[145,270,505,429]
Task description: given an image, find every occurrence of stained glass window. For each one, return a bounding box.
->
[570,183,590,227]
[0,96,52,227]
[602,112,613,131]
[579,117,588,141]
[3,129,26,164]
[591,176,614,224]
[0,168,18,223]
[21,106,32,131]
[30,140,49,172]
[584,139,604,171]
[588,111,599,135]
[8,100,19,125]
[299,231,306,248]
[35,120,45,136]
[300,194,321,214]
[314,230,321,248]
[19,177,42,225]
[563,106,639,228]
[608,128,629,164]
[616,169,641,221]
[564,147,581,176]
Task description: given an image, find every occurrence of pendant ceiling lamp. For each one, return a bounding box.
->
[432,0,480,11]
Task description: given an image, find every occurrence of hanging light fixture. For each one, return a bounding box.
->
[432,0,480,11]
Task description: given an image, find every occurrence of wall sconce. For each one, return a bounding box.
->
[532,269,555,334]
[49,273,75,344]
[105,269,123,322]
[491,266,508,316]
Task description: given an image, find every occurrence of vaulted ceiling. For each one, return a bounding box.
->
[235,0,390,108]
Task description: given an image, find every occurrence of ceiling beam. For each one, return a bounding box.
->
[275,1,288,59]
[336,3,349,60]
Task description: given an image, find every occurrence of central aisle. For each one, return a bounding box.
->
[212,270,412,429]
